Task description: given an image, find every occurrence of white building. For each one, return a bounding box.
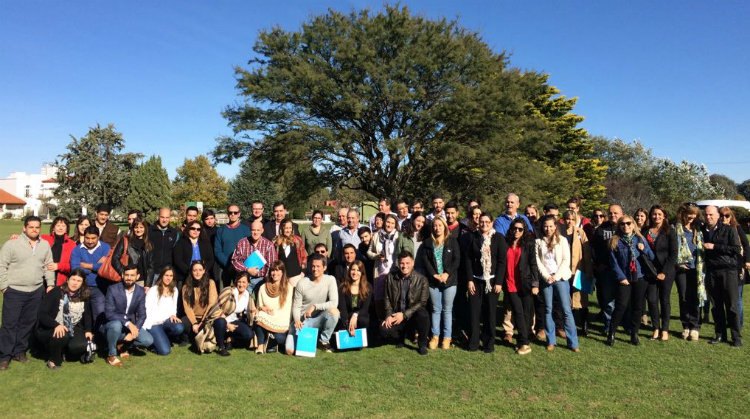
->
[0,164,59,218]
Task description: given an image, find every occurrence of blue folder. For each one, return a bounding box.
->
[335,328,368,350]
[295,327,319,357]
[572,270,594,295]
[243,250,267,270]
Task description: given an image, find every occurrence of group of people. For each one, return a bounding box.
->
[0,194,747,370]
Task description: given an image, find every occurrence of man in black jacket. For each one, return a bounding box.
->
[591,204,622,335]
[703,206,743,346]
[262,202,300,241]
[380,251,430,355]
[148,208,179,285]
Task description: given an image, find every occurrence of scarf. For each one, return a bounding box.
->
[52,234,65,263]
[265,280,280,299]
[622,234,637,275]
[62,290,78,336]
[379,230,396,262]
[675,223,707,306]
[479,231,494,293]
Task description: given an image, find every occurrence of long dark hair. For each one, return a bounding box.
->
[184,260,210,308]
[128,217,153,251]
[647,205,671,234]
[404,211,425,240]
[265,260,290,308]
[182,220,207,242]
[505,218,531,248]
[340,260,370,299]
[156,265,177,298]
[63,268,90,302]
[72,216,91,243]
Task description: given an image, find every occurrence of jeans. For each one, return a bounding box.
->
[428,285,457,338]
[0,286,44,361]
[105,321,154,357]
[148,321,185,355]
[89,286,107,336]
[541,280,579,348]
[213,318,254,349]
[254,325,288,349]
[285,310,339,352]
[379,308,430,348]
[597,270,617,333]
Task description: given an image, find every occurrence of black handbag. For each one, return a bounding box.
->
[638,253,658,279]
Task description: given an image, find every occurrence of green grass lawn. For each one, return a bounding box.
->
[1,219,750,418]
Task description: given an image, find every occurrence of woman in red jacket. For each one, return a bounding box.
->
[42,217,78,286]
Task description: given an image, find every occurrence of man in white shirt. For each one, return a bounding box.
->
[104,265,153,367]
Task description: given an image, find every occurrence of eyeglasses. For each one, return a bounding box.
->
[620,221,632,227]
[228,211,240,215]
[190,227,202,231]
[511,227,525,232]
[593,214,605,218]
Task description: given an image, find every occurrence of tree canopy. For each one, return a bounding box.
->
[123,155,172,221]
[54,124,142,218]
[212,5,605,215]
[172,155,228,209]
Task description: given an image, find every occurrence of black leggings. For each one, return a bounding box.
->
[507,292,533,346]
[468,287,499,351]
[611,280,649,335]
[646,273,675,331]
[36,325,88,365]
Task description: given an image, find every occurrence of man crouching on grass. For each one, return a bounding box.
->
[104,264,153,367]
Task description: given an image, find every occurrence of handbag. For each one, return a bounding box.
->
[638,252,658,279]
[98,237,129,282]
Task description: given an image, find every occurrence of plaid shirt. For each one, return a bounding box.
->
[231,236,278,278]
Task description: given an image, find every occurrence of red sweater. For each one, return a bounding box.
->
[42,234,77,286]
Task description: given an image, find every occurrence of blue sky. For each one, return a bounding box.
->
[1,1,748,182]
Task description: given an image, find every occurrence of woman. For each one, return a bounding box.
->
[607,215,655,346]
[421,216,461,350]
[525,205,539,226]
[591,209,606,230]
[42,216,77,286]
[466,206,482,233]
[372,212,385,235]
[535,215,579,352]
[301,210,332,257]
[212,273,254,356]
[465,213,509,353]
[719,207,750,328]
[367,214,400,319]
[144,266,185,355]
[396,212,426,272]
[561,210,593,337]
[173,220,215,284]
[36,268,93,369]
[71,215,91,245]
[674,203,706,341]
[274,218,307,287]
[337,261,372,337]
[633,208,648,230]
[254,261,294,354]
[181,260,218,344]
[643,205,678,341]
[113,217,155,288]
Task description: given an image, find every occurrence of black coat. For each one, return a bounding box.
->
[338,284,372,329]
[262,220,300,241]
[37,286,92,333]
[113,237,155,286]
[641,228,678,280]
[421,236,461,287]
[148,224,179,272]
[464,232,508,288]
[703,223,742,271]
[172,238,215,282]
[504,241,540,294]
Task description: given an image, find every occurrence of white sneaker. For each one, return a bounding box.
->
[689,330,700,341]
[682,329,690,340]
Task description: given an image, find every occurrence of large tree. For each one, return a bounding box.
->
[172,155,228,209]
[227,151,282,217]
[212,6,605,215]
[122,155,172,221]
[54,124,142,218]
[709,174,737,199]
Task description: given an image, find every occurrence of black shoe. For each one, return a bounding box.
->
[12,354,30,364]
[606,332,615,347]
[630,333,640,346]
[395,342,405,349]
[708,336,725,344]
[483,347,494,354]
[733,338,743,347]
[226,341,233,351]
[319,342,333,353]
[417,345,428,355]
[581,309,590,337]
[217,347,230,357]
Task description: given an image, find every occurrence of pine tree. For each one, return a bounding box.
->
[123,155,172,221]
[227,153,282,217]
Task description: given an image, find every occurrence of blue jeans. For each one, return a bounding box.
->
[429,285,457,338]
[213,318,254,349]
[597,271,617,333]
[285,310,339,352]
[105,321,154,357]
[254,325,288,348]
[89,286,106,336]
[148,321,185,355]
[542,280,579,349]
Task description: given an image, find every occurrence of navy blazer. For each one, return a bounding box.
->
[105,282,147,329]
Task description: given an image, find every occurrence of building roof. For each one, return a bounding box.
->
[41,178,57,183]
[0,188,26,205]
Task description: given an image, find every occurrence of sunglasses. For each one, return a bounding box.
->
[620,221,632,227]
[228,211,240,215]
[593,214,605,218]
[511,227,525,232]
[316,250,327,254]
[721,214,731,219]
[190,227,202,231]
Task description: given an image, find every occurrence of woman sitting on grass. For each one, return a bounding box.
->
[180,260,218,346]
[254,261,294,354]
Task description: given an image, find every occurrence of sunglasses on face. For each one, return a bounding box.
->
[511,227,525,232]
[190,227,202,231]
[620,221,632,227]
[316,250,327,254]
[228,211,240,215]
[593,214,604,218]
[722,214,731,219]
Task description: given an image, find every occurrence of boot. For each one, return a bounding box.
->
[581,308,590,337]
[606,330,615,347]
[630,331,640,346]
[428,336,439,350]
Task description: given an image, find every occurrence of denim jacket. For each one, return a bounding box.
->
[609,235,654,282]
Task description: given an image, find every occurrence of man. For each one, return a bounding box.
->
[332,209,363,262]
[380,251,430,355]
[411,200,424,214]
[369,198,396,231]
[94,203,120,247]
[329,207,349,234]
[334,244,358,284]
[703,206,743,346]
[459,197,481,227]
[395,200,411,231]
[104,264,153,367]
[242,200,268,227]
[286,254,339,354]
[263,201,300,241]
[565,197,594,239]
[70,226,112,334]
[232,220,278,290]
[149,208,179,285]
[180,206,200,232]
[0,216,55,370]
[543,203,560,220]
[444,201,467,240]
[426,193,445,221]
[214,204,251,289]
[591,204,623,335]
[492,193,534,235]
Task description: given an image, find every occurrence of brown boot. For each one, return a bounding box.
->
[428,336,439,350]
[441,338,452,350]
